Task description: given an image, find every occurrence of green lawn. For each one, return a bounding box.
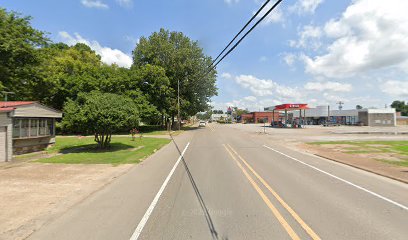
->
[37,136,171,165]
[309,140,408,167]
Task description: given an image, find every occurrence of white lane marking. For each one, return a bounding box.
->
[263,145,408,211]
[130,142,191,240]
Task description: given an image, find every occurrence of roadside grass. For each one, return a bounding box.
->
[36,136,171,165]
[309,141,408,167]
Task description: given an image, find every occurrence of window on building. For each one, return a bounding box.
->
[12,118,54,139]
[12,119,20,138]
[47,119,53,135]
[39,119,47,135]
[20,119,29,138]
[30,119,38,137]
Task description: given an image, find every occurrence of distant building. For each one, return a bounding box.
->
[265,105,396,127]
[0,101,62,161]
[241,111,280,124]
[211,114,229,122]
[396,112,408,126]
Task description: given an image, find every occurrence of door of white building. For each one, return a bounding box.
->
[0,127,7,162]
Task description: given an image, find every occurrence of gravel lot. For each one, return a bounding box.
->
[0,163,133,240]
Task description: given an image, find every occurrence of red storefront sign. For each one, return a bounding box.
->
[274,104,308,110]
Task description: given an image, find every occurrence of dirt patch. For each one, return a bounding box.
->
[299,143,408,183]
[0,163,133,240]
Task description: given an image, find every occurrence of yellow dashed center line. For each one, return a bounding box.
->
[227,144,321,240]
[223,144,301,240]
[227,144,320,240]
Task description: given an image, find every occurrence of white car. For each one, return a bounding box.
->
[199,121,206,127]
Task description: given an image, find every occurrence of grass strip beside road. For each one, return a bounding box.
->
[37,136,170,165]
[309,141,408,167]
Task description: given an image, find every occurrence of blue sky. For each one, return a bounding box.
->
[3,0,408,111]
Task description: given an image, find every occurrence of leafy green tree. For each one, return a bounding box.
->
[35,43,103,109]
[62,92,140,149]
[391,100,408,116]
[132,28,217,124]
[0,8,48,98]
[356,105,363,110]
[131,64,173,126]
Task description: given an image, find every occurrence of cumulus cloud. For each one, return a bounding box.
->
[221,72,233,79]
[304,81,352,92]
[283,53,296,66]
[381,80,408,97]
[81,0,109,9]
[255,2,283,25]
[290,25,322,50]
[302,0,408,78]
[116,0,133,8]
[234,74,301,100]
[290,0,324,14]
[224,0,239,5]
[59,31,132,68]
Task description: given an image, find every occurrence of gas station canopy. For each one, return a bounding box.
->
[273,104,309,111]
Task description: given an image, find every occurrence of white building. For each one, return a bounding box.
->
[211,114,229,122]
[0,101,62,162]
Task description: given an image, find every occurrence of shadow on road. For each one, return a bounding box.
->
[169,134,228,240]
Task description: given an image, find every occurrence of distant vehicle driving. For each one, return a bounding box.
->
[199,121,206,127]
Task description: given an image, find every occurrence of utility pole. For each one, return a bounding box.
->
[177,79,180,131]
[1,91,15,102]
[337,101,344,110]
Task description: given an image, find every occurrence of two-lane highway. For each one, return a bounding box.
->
[29,123,408,240]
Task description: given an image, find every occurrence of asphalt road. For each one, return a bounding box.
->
[28,123,408,240]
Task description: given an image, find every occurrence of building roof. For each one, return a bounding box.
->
[274,104,309,111]
[0,107,15,112]
[0,101,35,108]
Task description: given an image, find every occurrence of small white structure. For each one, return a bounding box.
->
[211,114,229,122]
[0,101,62,161]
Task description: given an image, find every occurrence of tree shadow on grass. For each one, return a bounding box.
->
[59,143,135,154]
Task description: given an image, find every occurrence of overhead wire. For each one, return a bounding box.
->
[206,0,284,75]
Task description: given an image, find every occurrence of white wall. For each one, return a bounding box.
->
[0,112,12,162]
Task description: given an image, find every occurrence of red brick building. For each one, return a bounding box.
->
[241,112,280,123]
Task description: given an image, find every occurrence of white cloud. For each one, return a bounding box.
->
[59,31,132,68]
[290,25,322,50]
[116,0,133,8]
[283,53,296,66]
[290,0,324,14]
[221,72,233,79]
[302,0,408,78]
[304,81,352,92]
[81,0,109,9]
[382,80,408,97]
[255,2,283,25]
[224,0,239,5]
[243,96,257,102]
[234,74,301,100]
[259,56,268,62]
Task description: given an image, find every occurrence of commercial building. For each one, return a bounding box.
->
[265,104,396,127]
[241,111,280,124]
[396,112,408,126]
[211,113,229,122]
[0,101,62,162]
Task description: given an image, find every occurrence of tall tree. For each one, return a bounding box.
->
[131,64,173,126]
[391,100,408,116]
[0,8,48,99]
[132,28,217,124]
[62,92,140,149]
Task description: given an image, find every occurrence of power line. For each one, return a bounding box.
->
[210,0,273,66]
[209,0,284,73]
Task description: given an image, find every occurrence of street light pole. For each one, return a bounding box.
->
[177,79,180,131]
[1,91,15,102]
